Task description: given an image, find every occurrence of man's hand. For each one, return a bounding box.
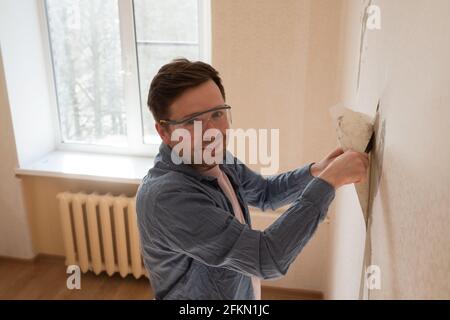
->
[310,147,345,177]
[318,150,369,189]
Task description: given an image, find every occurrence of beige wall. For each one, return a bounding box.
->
[327,0,450,299]
[324,0,368,299]
[23,176,138,256]
[212,0,344,292]
[212,0,311,172]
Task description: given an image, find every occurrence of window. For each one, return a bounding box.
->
[44,0,210,156]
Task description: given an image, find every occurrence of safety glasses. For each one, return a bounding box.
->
[159,104,232,129]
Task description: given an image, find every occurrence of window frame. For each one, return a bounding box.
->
[40,0,211,157]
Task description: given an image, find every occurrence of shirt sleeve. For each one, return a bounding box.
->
[147,176,335,280]
[234,160,317,211]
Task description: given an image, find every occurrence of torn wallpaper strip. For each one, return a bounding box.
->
[330,105,374,225]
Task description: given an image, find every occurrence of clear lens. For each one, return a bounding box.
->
[173,107,231,129]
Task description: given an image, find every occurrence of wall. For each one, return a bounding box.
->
[324,0,369,299]
[212,0,311,172]
[327,0,450,299]
[212,0,344,292]
[0,0,56,167]
[22,176,138,256]
[0,0,56,258]
[0,51,35,259]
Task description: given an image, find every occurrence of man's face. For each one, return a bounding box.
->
[155,79,230,170]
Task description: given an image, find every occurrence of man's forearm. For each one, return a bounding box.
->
[257,163,317,210]
[258,176,335,278]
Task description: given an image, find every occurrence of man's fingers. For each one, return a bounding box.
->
[327,147,345,159]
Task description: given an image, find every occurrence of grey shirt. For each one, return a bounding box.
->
[136,143,335,300]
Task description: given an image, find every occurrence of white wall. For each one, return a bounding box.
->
[326,0,450,299]
[0,0,56,167]
[0,51,35,258]
[325,186,366,299]
[0,0,56,258]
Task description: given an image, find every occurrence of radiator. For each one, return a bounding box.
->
[57,192,147,279]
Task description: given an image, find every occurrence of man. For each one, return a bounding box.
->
[136,58,369,300]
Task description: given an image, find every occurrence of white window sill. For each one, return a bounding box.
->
[15,151,154,185]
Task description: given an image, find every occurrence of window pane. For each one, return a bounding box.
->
[133,0,200,144]
[134,0,198,42]
[46,0,127,146]
[137,45,199,144]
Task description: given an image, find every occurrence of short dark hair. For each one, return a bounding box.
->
[147,58,226,122]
